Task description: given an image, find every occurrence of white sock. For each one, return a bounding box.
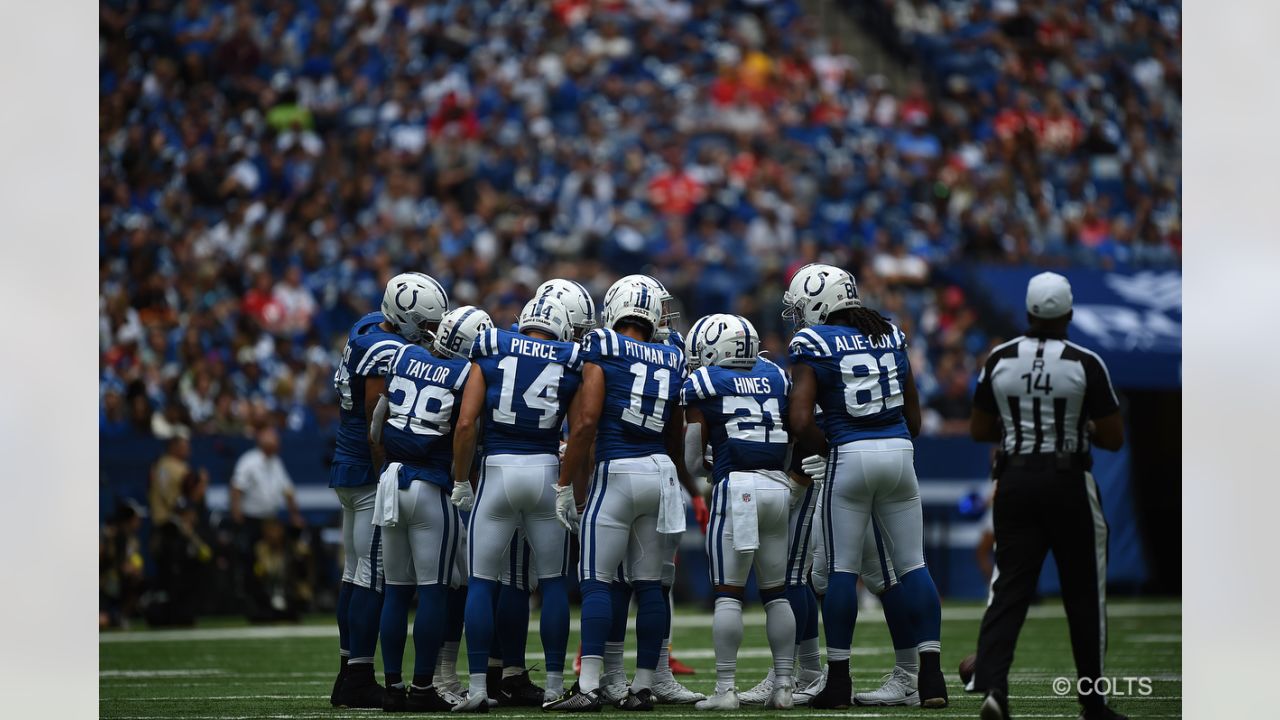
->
[580,656,603,692]
[632,667,654,692]
[797,637,822,672]
[502,666,525,679]
[546,670,564,696]
[764,598,796,683]
[895,647,919,675]
[654,638,673,682]
[712,596,743,693]
[468,672,487,698]
[604,641,625,677]
[437,641,459,683]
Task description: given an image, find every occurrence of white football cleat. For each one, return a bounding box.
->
[652,678,706,704]
[598,672,630,704]
[434,678,466,705]
[793,669,826,705]
[451,690,489,713]
[766,678,794,710]
[854,666,920,707]
[695,688,740,710]
[737,668,775,705]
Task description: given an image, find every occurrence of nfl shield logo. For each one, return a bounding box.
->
[741,492,752,503]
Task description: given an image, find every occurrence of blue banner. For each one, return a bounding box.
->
[967,266,1181,389]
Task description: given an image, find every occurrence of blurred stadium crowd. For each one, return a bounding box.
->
[99,0,1180,621]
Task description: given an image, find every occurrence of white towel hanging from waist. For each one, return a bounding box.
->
[728,472,759,551]
[373,463,401,527]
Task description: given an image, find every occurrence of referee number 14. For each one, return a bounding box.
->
[1021,371,1054,395]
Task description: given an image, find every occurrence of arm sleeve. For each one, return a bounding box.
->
[682,423,706,479]
[1082,354,1120,418]
[972,357,998,414]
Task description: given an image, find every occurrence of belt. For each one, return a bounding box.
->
[996,452,1092,474]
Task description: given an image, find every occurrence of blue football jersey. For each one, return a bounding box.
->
[380,344,472,489]
[581,328,685,462]
[472,328,583,456]
[682,357,791,483]
[330,312,407,487]
[788,323,912,444]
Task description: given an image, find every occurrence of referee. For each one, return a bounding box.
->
[969,272,1126,720]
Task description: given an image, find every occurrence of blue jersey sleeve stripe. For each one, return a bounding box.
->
[454,361,472,390]
[796,328,832,356]
[358,341,402,375]
[789,335,818,357]
[696,367,715,399]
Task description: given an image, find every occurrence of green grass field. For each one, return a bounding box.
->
[100,599,1181,718]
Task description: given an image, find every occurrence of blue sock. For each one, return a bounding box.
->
[823,571,859,662]
[579,579,613,658]
[540,577,570,672]
[445,585,466,644]
[379,585,413,678]
[897,567,942,650]
[803,582,819,642]
[879,582,915,650]
[464,578,499,675]
[337,581,354,657]
[498,582,531,669]
[785,584,812,644]
[608,581,632,644]
[414,584,448,685]
[632,580,666,671]
[348,584,384,662]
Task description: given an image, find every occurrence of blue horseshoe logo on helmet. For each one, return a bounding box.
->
[704,321,724,344]
[803,272,827,297]
[395,284,419,311]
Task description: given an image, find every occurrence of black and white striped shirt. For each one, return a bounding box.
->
[973,335,1119,455]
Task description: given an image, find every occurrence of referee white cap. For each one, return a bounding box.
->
[1026,272,1073,318]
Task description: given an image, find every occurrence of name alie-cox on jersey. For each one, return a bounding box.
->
[833,332,902,352]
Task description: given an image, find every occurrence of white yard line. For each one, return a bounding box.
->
[100,601,1181,645]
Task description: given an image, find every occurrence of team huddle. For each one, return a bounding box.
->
[327,266,949,713]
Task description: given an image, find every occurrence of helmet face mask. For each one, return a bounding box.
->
[382,272,449,344]
[782,263,859,327]
[434,305,494,359]
[518,296,573,342]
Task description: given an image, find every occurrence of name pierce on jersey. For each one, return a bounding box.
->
[510,336,561,359]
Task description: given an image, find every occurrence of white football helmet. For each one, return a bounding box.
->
[536,278,596,340]
[781,263,860,327]
[685,313,731,370]
[382,272,449,344]
[697,314,760,370]
[434,305,493,359]
[518,295,573,342]
[601,276,664,341]
[608,274,678,341]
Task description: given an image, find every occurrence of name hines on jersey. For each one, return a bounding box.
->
[732,376,773,395]
[510,337,560,359]
[834,333,901,352]
[619,338,682,370]
[404,358,453,383]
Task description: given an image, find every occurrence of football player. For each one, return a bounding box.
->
[787,269,948,709]
[368,297,482,712]
[546,278,699,711]
[449,296,583,711]
[329,272,448,709]
[590,275,706,706]
[681,315,797,711]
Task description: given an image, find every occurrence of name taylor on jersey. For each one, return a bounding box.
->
[402,358,454,384]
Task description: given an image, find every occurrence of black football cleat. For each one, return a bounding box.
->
[980,689,1010,720]
[330,665,347,706]
[382,684,407,712]
[917,667,949,708]
[808,671,852,709]
[499,669,547,707]
[543,682,603,712]
[486,666,503,706]
[615,688,655,711]
[406,684,459,712]
[333,666,385,709]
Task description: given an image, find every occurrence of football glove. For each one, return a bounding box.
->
[555,484,580,534]
[801,454,828,485]
[450,479,474,512]
[690,495,710,534]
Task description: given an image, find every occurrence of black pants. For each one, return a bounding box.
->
[974,467,1110,709]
